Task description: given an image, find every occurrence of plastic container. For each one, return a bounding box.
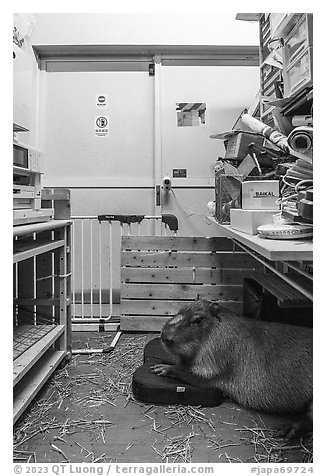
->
[284,47,313,97]
[283,14,313,68]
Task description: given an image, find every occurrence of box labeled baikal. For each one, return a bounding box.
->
[241,180,279,210]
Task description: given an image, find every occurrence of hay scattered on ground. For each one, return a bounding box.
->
[236,424,313,463]
[13,334,151,463]
[164,405,216,432]
[151,427,197,463]
[13,333,313,464]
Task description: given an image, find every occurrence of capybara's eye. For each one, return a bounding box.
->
[164,337,174,346]
[191,314,203,325]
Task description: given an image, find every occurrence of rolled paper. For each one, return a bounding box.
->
[241,113,288,152]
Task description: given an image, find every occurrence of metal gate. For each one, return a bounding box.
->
[71,214,178,330]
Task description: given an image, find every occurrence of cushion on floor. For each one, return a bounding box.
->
[132,338,224,406]
[143,337,176,364]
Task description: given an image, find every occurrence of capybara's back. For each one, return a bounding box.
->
[208,312,312,413]
[160,299,312,414]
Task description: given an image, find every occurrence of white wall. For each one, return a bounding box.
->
[30,13,258,46]
[160,65,260,236]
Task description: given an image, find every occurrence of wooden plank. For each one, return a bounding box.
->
[121,283,243,301]
[120,301,243,331]
[268,277,303,301]
[121,299,243,316]
[121,262,262,284]
[284,271,313,303]
[41,188,70,200]
[120,316,169,331]
[54,246,61,332]
[13,239,65,264]
[65,224,72,352]
[247,272,312,308]
[121,250,257,268]
[13,220,71,237]
[13,298,60,306]
[248,273,292,301]
[13,349,66,424]
[36,230,54,322]
[58,226,68,351]
[121,299,192,316]
[13,209,53,226]
[121,236,234,251]
[13,325,65,386]
[121,267,259,284]
[17,257,34,325]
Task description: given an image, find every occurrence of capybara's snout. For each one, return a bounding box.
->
[160,314,185,348]
[160,324,176,348]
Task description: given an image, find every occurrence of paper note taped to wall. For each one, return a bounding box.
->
[176,103,206,127]
[95,116,109,137]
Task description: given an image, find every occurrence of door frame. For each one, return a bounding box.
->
[35,45,259,227]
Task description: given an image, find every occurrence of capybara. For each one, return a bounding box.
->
[151,299,312,438]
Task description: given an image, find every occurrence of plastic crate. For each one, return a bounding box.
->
[215,174,242,224]
[284,47,312,97]
[283,14,313,68]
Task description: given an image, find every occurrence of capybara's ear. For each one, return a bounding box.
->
[209,301,220,319]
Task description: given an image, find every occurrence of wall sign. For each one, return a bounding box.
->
[95,116,109,137]
[96,94,108,109]
[173,168,187,178]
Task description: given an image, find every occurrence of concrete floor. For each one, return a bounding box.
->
[13,332,313,464]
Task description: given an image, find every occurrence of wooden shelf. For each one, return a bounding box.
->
[13,209,53,227]
[13,239,65,263]
[13,348,66,424]
[13,166,37,175]
[13,219,72,237]
[13,325,65,386]
[13,218,71,425]
[246,272,312,308]
[207,217,313,262]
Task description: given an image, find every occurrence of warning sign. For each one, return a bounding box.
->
[95,116,109,136]
[96,94,108,109]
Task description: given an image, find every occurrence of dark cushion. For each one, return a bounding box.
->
[132,338,224,407]
[143,337,176,364]
[132,364,223,406]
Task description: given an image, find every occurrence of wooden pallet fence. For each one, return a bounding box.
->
[120,236,260,331]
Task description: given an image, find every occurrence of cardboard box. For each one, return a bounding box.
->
[225,132,264,160]
[241,180,279,210]
[230,209,279,235]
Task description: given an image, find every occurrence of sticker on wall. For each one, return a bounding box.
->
[96,94,108,109]
[173,168,187,178]
[176,103,206,127]
[94,116,109,137]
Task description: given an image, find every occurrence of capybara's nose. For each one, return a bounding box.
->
[161,328,174,346]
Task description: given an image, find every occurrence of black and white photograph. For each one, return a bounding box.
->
[10,5,318,473]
